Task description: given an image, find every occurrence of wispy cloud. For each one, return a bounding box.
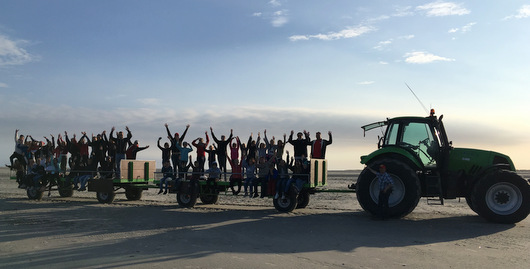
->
[448,22,476,34]
[253,1,288,27]
[0,82,8,88]
[269,0,281,7]
[404,51,455,64]
[271,10,288,27]
[289,25,375,41]
[357,81,375,85]
[373,39,392,50]
[137,98,160,106]
[503,5,530,20]
[0,34,39,66]
[416,1,470,17]
[373,35,413,50]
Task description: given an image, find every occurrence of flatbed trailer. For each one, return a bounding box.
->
[11,158,354,213]
[170,159,351,212]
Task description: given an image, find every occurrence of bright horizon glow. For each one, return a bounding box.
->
[1,1,530,170]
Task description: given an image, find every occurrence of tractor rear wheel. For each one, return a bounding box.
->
[356,158,421,218]
[471,170,530,224]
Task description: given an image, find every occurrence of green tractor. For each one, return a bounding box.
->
[357,109,530,223]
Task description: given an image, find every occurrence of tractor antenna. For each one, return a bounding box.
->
[405,83,429,114]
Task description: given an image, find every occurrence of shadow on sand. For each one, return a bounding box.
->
[0,197,514,268]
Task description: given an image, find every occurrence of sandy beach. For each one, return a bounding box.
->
[0,167,529,269]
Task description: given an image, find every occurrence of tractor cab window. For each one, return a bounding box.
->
[400,122,439,166]
[384,123,399,145]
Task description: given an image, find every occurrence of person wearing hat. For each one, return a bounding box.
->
[366,164,394,219]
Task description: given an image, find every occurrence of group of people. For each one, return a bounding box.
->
[6,125,334,198]
[7,127,149,191]
[156,124,333,199]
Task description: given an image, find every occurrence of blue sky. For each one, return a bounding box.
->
[1,1,529,170]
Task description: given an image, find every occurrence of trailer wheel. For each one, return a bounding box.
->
[97,191,115,203]
[27,186,44,200]
[125,187,143,201]
[274,187,298,213]
[471,170,530,224]
[200,193,219,204]
[58,180,74,198]
[356,158,421,218]
[58,185,74,197]
[177,192,198,207]
[296,189,310,209]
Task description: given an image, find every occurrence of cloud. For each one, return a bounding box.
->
[0,34,39,66]
[373,35,413,50]
[289,25,375,41]
[393,6,414,17]
[404,51,455,64]
[269,0,281,7]
[357,81,375,85]
[252,12,262,17]
[448,22,476,34]
[504,5,530,20]
[416,1,470,17]
[137,98,161,106]
[271,10,288,27]
[373,39,392,50]
[399,34,415,40]
[0,82,8,88]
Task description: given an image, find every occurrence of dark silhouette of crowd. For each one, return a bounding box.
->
[7,125,332,198]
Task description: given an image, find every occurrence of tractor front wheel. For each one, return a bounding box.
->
[471,170,530,224]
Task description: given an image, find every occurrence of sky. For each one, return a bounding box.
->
[1,0,530,170]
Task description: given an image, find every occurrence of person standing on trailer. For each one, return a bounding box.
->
[310,131,332,159]
[157,137,172,166]
[165,123,190,175]
[109,126,132,178]
[210,127,233,180]
[8,129,27,170]
[366,164,394,220]
[192,131,209,173]
[126,140,150,160]
[288,130,311,161]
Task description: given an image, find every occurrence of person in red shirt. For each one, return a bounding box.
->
[192,132,209,172]
[310,131,332,159]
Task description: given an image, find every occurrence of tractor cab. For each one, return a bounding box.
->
[361,109,450,170]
